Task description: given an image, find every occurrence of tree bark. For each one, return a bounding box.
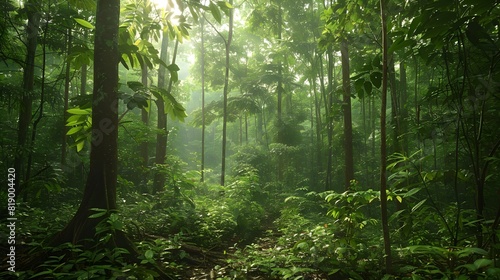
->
[325,50,334,190]
[153,32,178,194]
[200,18,206,182]
[341,39,354,191]
[52,0,123,248]
[62,29,72,166]
[140,63,149,167]
[220,0,233,186]
[15,0,39,198]
[380,0,392,272]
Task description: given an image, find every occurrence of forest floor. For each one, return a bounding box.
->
[180,222,281,279]
[182,234,279,280]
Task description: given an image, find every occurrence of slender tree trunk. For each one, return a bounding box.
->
[325,50,334,190]
[371,96,376,183]
[140,64,149,166]
[15,0,39,198]
[200,18,206,182]
[80,31,88,95]
[341,39,354,190]
[399,61,408,155]
[25,14,50,202]
[313,71,323,181]
[276,2,283,123]
[380,0,392,272]
[139,4,150,169]
[62,29,72,166]
[153,35,179,194]
[220,0,233,186]
[239,116,243,145]
[388,55,401,156]
[414,58,420,152]
[245,113,248,144]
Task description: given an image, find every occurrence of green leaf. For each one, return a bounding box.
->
[127,81,146,92]
[474,258,493,269]
[145,249,154,259]
[457,247,488,258]
[167,63,180,72]
[76,141,85,152]
[370,72,382,88]
[89,209,108,219]
[404,187,421,198]
[209,2,222,23]
[411,199,427,213]
[74,18,95,29]
[363,80,373,95]
[66,126,83,136]
[67,108,91,115]
[389,39,416,53]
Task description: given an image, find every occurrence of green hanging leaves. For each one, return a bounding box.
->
[167,63,180,83]
[150,87,187,122]
[66,107,92,152]
[74,18,95,29]
[370,72,382,89]
[209,2,222,23]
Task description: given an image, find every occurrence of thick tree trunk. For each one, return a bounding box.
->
[52,0,122,248]
[340,39,354,191]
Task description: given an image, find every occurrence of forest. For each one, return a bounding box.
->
[1,0,499,279]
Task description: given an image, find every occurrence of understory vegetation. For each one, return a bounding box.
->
[2,153,500,279]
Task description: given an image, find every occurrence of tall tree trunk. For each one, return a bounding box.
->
[139,3,150,169]
[220,0,233,186]
[313,70,323,182]
[153,33,178,194]
[200,18,206,182]
[140,64,149,167]
[388,55,401,154]
[380,0,392,272]
[15,0,39,198]
[62,29,72,166]
[25,14,49,202]
[245,113,248,144]
[341,39,354,191]
[52,0,123,248]
[80,31,88,95]
[325,50,334,190]
[399,61,408,155]
[275,1,284,182]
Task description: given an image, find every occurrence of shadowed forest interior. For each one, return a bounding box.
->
[1,0,500,279]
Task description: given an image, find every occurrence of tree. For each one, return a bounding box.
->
[220,0,234,186]
[202,0,234,186]
[200,17,207,182]
[379,0,392,272]
[341,38,354,190]
[14,0,39,198]
[51,0,127,249]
